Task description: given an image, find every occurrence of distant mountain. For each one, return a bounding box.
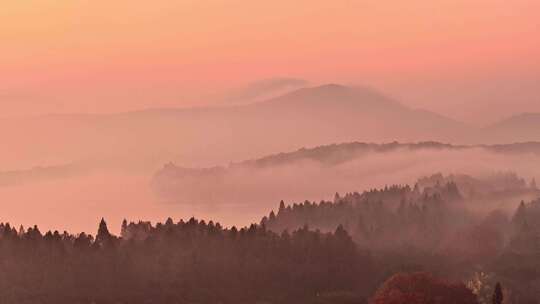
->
[243,84,470,143]
[152,141,540,206]
[237,141,462,168]
[155,141,540,176]
[0,84,535,170]
[484,113,540,143]
[8,85,466,167]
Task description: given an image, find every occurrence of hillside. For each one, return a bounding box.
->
[484,113,540,143]
[152,141,540,208]
[0,84,471,170]
[157,141,540,173]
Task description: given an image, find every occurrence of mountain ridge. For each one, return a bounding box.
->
[483,112,540,143]
[1,84,538,169]
[157,141,540,173]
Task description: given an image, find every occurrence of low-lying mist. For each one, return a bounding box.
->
[2,143,539,234]
[0,168,267,234]
[155,146,539,221]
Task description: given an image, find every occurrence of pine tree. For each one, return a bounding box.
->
[512,201,528,229]
[120,219,128,238]
[96,218,111,244]
[18,225,25,236]
[260,216,268,227]
[492,282,503,304]
[531,178,538,190]
[278,200,286,215]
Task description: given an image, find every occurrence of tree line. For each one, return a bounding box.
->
[0,217,371,304]
[1,177,538,303]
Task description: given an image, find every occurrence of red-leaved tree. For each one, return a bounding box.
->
[371,272,479,304]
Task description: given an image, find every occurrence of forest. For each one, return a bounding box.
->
[1,172,538,303]
[5,1,540,303]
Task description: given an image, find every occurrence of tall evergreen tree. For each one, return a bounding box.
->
[96,218,111,244]
[18,225,25,236]
[269,210,276,222]
[492,282,503,304]
[121,219,128,238]
[278,200,286,215]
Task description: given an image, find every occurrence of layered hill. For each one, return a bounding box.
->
[152,141,540,207]
[3,84,539,173]
[0,84,471,170]
[484,113,540,143]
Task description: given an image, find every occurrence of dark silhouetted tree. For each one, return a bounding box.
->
[512,201,528,228]
[96,217,111,245]
[492,282,503,304]
[121,218,128,238]
[278,200,286,215]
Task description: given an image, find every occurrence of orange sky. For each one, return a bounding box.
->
[1,0,539,123]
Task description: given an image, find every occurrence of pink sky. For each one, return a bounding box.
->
[1,0,539,124]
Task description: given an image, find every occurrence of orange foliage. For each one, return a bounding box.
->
[371,272,479,304]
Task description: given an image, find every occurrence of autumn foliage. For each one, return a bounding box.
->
[370,272,479,304]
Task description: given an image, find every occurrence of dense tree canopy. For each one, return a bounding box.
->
[0,175,538,303]
[0,218,371,304]
[370,272,479,304]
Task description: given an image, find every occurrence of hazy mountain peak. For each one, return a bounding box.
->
[483,112,540,143]
[256,82,405,111]
[311,83,349,91]
[487,112,540,129]
[286,83,351,97]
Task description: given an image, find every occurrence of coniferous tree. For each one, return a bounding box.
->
[512,201,527,228]
[492,282,503,304]
[96,217,111,244]
[278,200,286,215]
[121,219,128,238]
